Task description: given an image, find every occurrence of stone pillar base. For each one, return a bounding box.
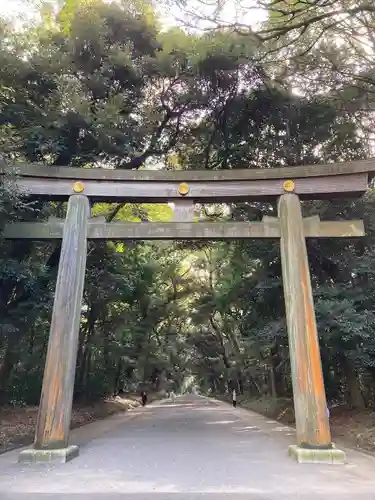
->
[288,444,346,464]
[19,445,79,464]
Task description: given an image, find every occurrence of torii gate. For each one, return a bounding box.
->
[2,159,374,465]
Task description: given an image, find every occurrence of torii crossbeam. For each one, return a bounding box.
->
[2,158,374,465]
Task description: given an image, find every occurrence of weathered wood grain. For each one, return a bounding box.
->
[172,200,195,222]
[34,194,90,450]
[262,216,365,238]
[278,193,332,449]
[3,157,375,181]
[4,219,365,240]
[10,172,369,202]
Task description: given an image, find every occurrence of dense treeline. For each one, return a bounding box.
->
[1,0,375,412]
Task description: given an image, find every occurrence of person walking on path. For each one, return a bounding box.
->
[232,388,237,408]
[141,390,148,406]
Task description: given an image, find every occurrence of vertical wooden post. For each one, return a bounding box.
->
[172,200,195,222]
[34,194,90,450]
[278,193,331,449]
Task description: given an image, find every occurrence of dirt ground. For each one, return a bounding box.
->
[221,395,375,455]
[0,394,145,454]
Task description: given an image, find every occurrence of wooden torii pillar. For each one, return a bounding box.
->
[2,159,374,464]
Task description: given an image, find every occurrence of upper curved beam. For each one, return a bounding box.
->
[2,158,375,181]
[1,159,374,202]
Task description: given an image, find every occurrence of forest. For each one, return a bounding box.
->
[1,0,375,449]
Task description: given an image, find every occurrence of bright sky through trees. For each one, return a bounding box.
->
[0,0,266,29]
[0,0,36,16]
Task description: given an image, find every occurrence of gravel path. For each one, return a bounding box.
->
[1,394,375,499]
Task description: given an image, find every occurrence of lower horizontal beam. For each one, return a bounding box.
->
[3,219,365,240]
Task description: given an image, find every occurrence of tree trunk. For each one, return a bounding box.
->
[75,307,95,399]
[0,346,15,404]
[84,348,92,399]
[209,316,231,370]
[269,365,277,398]
[248,375,261,396]
[113,359,123,395]
[237,371,244,394]
[340,355,365,409]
